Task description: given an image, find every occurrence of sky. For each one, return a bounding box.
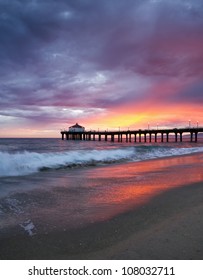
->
[0,0,203,137]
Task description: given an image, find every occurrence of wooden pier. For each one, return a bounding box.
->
[61,128,203,143]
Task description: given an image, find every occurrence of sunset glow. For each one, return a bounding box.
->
[0,0,203,137]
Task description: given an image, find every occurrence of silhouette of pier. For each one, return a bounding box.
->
[61,127,203,143]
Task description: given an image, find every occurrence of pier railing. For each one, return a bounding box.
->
[61,127,203,143]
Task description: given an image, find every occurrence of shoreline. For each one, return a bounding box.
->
[0,181,203,260]
[0,152,203,260]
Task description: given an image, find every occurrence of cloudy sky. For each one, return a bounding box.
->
[0,0,203,137]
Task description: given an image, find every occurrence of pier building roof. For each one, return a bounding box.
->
[69,123,84,129]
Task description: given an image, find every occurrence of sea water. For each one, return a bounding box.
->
[1,138,203,177]
[0,138,203,237]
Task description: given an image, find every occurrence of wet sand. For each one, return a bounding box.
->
[0,152,203,260]
[84,181,203,260]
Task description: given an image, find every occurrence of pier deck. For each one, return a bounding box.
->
[61,128,203,143]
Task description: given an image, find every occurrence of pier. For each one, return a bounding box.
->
[61,127,203,143]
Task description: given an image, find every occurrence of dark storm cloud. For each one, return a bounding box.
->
[0,0,203,125]
[169,81,203,104]
[0,1,55,65]
[99,0,203,76]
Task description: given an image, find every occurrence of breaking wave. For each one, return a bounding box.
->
[0,145,202,177]
[0,148,135,177]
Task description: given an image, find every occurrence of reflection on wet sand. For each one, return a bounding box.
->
[77,153,203,223]
[0,153,202,235]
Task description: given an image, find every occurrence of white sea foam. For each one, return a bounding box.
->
[20,219,36,236]
[5,198,24,214]
[0,146,202,177]
[0,148,135,177]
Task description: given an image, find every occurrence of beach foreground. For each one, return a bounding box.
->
[0,152,203,260]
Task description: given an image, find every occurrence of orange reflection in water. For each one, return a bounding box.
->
[87,153,203,221]
[33,153,202,230]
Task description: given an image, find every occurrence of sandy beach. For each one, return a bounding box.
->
[84,181,203,260]
[0,152,202,260]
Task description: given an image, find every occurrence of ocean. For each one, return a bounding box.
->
[0,137,203,258]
